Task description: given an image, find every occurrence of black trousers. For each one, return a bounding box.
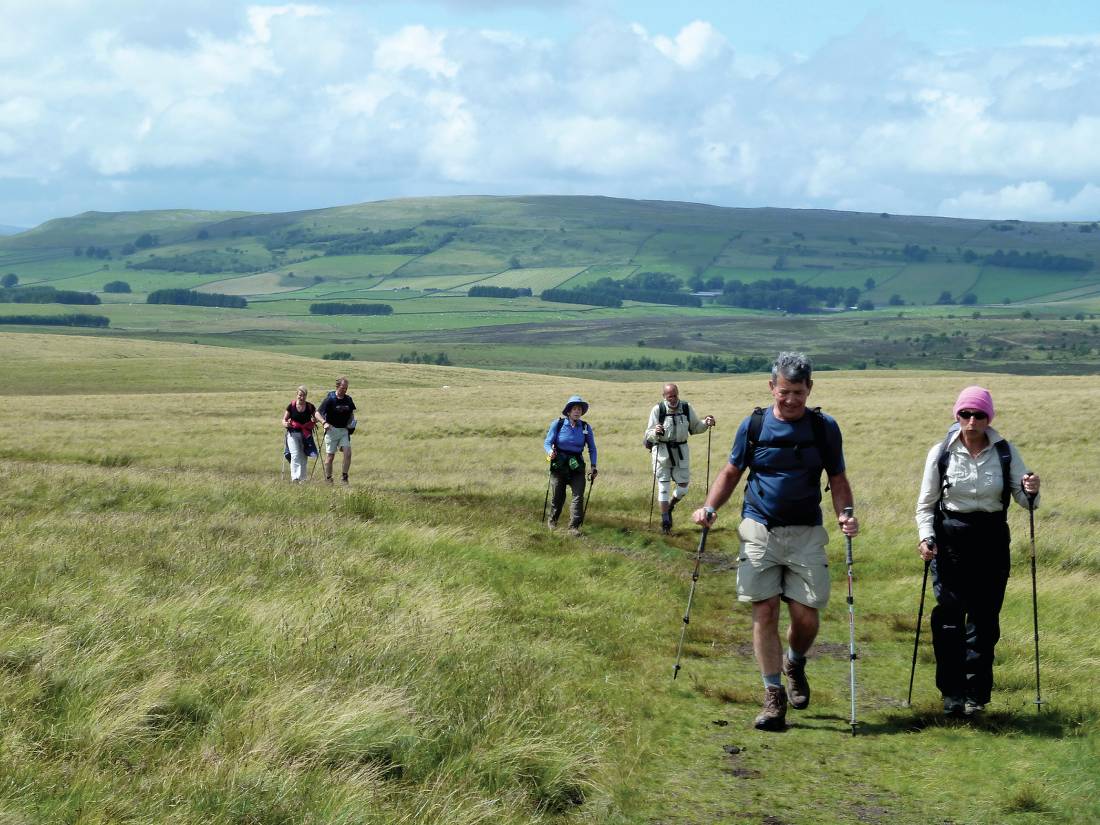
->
[930,509,1010,704]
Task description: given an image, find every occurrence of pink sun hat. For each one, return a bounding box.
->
[953,386,995,422]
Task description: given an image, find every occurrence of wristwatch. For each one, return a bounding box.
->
[921,536,935,546]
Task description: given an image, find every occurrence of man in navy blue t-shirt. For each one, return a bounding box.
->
[692,352,859,732]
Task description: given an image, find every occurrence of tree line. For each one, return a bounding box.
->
[308,303,394,316]
[0,286,101,305]
[146,289,247,308]
[0,313,109,327]
[468,286,532,298]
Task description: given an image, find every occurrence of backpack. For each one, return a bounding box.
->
[325,390,356,435]
[935,422,1013,511]
[643,401,691,450]
[744,406,834,490]
[550,417,589,471]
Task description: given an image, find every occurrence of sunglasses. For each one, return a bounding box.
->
[958,410,988,420]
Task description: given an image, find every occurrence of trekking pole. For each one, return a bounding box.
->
[673,525,709,679]
[843,505,858,735]
[647,450,658,529]
[705,427,712,494]
[582,472,595,521]
[905,554,932,707]
[541,465,552,524]
[1027,480,1043,712]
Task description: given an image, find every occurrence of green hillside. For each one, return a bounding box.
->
[2,196,1099,375]
[0,333,1096,823]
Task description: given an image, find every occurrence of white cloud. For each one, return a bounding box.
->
[374,25,458,78]
[939,181,1100,220]
[2,4,1100,225]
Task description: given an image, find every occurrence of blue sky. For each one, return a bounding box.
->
[2,0,1099,227]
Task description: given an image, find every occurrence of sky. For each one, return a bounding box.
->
[2,0,1100,228]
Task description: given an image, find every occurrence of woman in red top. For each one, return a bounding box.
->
[282,386,322,482]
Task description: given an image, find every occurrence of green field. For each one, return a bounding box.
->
[0,332,1096,823]
[1,196,1099,376]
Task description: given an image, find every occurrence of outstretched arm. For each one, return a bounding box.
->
[692,462,744,526]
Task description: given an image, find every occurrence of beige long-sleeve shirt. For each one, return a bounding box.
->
[915,426,1037,539]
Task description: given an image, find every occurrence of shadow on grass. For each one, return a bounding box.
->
[855,705,1077,738]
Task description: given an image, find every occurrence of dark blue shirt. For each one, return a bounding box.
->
[729,407,845,527]
[544,418,597,467]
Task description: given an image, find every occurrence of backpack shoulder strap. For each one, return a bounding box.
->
[745,407,766,468]
[935,431,955,505]
[658,402,668,425]
[995,439,1013,510]
[552,416,566,442]
[808,407,832,490]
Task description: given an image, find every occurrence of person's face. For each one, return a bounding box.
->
[567,405,583,422]
[769,375,812,420]
[335,381,348,397]
[956,409,990,438]
[296,389,307,403]
[663,386,679,408]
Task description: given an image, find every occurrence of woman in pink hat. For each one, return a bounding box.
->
[915,386,1041,717]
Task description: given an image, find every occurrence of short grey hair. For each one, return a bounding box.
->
[771,351,812,384]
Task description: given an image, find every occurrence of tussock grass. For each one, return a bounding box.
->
[0,335,1097,823]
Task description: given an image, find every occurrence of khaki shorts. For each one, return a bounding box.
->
[324,426,351,453]
[735,518,831,608]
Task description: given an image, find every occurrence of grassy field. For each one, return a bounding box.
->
[0,332,1096,823]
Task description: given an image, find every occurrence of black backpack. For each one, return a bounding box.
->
[643,401,691,450]
[744,406,834,490]
[935,423,1013,511]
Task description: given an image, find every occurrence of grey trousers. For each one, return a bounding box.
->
[549,466,586,528]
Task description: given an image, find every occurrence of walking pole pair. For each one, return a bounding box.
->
[1027,483,1043,712]
[843,505,858,735]
[672,524,710,679]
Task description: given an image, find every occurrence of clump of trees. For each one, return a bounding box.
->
[468,286,532,298]
[309,303,393,315]
[716,278,858,312]
[0,286,101,305]
[130,251,264,274]
[576,354,771,373]
[74,246,111,259]
[103,281,131,293]
[146,289,247,308]
[322,351,353,361]
[397,351,451,365]
[1,273,17,287]
[540,288,622,308]
[0,313,109,327]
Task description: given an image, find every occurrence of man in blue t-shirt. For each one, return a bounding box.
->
[692,352,859,732]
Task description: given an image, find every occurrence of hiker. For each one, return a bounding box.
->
[691,352,858,732]
[915,386,1040,717]
[543,395,598,536]
[645,382,715,533]
[282,385,322,483]
[318,376,357,485]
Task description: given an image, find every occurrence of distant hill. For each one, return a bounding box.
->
[0,225,26,236]
[1,195,1098,376]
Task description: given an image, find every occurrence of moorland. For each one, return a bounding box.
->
[0,332,1096,824]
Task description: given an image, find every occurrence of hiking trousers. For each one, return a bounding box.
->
[930,509,1010,704]
[549,464,586,528]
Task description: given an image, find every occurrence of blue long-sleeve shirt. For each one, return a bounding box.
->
[544,418,597,467]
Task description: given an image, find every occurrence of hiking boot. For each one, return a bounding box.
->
[325,475,334,484]
[341,474,349,486]
[964,700,985,717]
[782,655,810,710]
[943,696,965,717]
[661,512,672,535]
[753,686,788,731]
[547,518,557,531]
[568,526,582,537]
